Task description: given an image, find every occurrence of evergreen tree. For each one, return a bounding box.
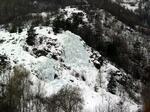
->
[107,73,117,94]
[26,25,37,46]
[18,27,23,33]
[9,24,17,33]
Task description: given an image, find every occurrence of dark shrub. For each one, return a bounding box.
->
[26,25,37,46]
[107,73,117,94]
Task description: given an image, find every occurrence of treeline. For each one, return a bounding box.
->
[0,0,32,24]
[1,0,149,34]
[0,0,86,24]
[0,0,149,30]
[88,0,144,28]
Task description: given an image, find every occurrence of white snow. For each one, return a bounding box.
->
[59,6,88,22]
[112,0,140,11]
[0,26,139,112]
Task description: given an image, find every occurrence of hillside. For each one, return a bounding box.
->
[0,25,140,112]
[0,1,150,112]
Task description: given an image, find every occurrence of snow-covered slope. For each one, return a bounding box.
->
[0,25,140,112]
[113,0,140,11]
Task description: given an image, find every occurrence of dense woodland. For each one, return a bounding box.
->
[0,0,150,28]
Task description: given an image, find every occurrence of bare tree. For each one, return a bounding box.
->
[33,81,45,112]
[45,85,83,112]
[0,65,31,112]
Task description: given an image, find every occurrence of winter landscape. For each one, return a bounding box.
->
[0,0,150,112]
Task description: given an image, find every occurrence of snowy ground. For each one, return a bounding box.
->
[112,0,140,11]
[0,25,139,112]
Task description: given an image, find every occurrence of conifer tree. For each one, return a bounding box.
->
[107,74,117,94]
[26,25,37,46]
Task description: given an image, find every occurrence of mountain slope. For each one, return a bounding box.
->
[0,23,140,111]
